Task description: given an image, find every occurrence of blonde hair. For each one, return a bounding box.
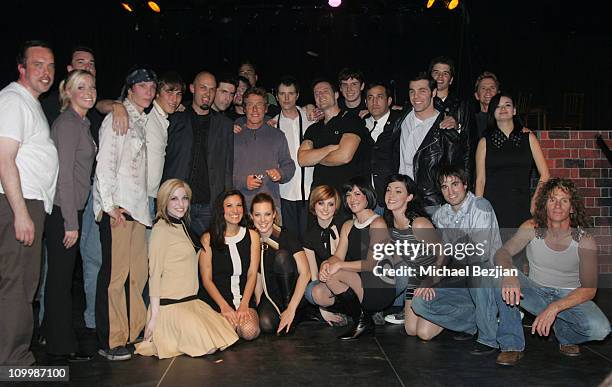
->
[156,179,192,225]
[59,69,95,112]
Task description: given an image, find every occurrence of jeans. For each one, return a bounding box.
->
[190,202,212,239]
[393,262,409,307]
[411,279,504,349]
[496,271,611,349]
[80,189,102,329]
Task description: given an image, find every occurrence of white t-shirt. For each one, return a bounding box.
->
[0,82,58,214]
[275,107,314,201]
[398,110,439,179]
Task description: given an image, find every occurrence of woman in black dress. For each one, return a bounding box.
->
[318,177,395,340]
[250,193,311,335]
[475,92,549,231]
[200,190,261,340]
[302,185,347,326]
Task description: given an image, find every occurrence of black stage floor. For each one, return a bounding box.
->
[14,318,611,387]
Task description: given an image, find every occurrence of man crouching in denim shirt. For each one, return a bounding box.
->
[411,165,514,357]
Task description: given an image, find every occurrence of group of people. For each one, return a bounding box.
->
[0,40,609,369]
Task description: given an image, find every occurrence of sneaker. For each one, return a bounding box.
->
[98,346,132,361]
[384,312,405,325]
[372,312,386,326]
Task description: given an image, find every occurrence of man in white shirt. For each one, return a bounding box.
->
[145,71,184,221]
[274,76,315,241]
[396,72,467,216]
[0,40,58,365]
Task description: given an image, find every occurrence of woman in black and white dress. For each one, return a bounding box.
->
[200,190,261,340]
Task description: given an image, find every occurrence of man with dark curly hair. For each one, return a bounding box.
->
[493,178,610,366]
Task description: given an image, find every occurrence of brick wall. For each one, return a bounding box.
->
[537,130,611,274]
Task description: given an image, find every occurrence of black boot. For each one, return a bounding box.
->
[296,302,325,323]
[273,251,298,335]
[275,273,296,311]
[273,250,297,311]
[336,288,374,340]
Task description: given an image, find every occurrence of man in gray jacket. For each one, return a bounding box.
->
[234,87,295,213]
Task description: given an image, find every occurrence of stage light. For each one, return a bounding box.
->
[426,0,436,8]
[447,0,459,10]
[147,1,160,12]
[121,2,133,12]
[328,0,341,8]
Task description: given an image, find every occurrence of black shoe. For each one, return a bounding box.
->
[295,303,325,324]
[453,332,475,341]
[67,352,92,362]
[338,310,375,340]
[469,342,497,356]
[48,352,92,363]
[334,288,374,340]
[37,335,47,346]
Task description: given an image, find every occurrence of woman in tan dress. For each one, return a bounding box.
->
[135,179,238,359]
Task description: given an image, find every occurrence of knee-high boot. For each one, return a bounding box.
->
[335,288,374,340]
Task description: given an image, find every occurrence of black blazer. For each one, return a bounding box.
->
[366,109,403,206]
[162,107,234,206]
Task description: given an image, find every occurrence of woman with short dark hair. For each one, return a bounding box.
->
[316,177,395,340]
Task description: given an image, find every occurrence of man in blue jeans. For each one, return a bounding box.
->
[494,178,610,366]
[411,166,508,355]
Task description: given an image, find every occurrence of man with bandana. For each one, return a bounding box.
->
[93,67,157,361]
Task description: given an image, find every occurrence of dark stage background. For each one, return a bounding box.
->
[1,0,610,129]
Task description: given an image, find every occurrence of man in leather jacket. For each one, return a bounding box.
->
[396,72,468,215]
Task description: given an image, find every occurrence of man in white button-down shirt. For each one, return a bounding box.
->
[145,71,184,222]
[274,76,315,241]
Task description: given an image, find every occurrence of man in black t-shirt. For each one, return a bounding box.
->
[337,67,368,118]
[298,79,372,196]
